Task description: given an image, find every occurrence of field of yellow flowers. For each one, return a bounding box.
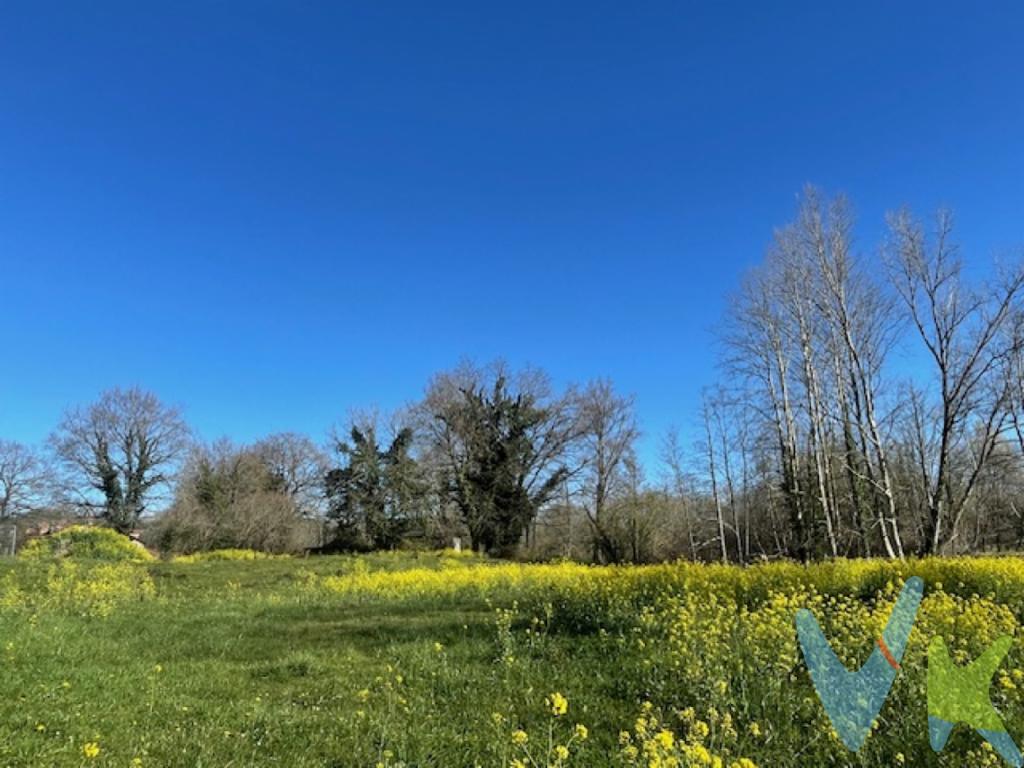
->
[0,528,1022,766]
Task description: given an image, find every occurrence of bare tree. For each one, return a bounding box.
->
[723,262,809,560]
[253,432,330,517]
[773,218,841,556]
[799,191,905,558]
[0,440,49,518]
[708,189,1024,560]
[701,394,729,564]
[156,438,312,554]
[575,379,639,563]
[660,427,699,559]
[51,387,190,532]
[886,209,1024,553]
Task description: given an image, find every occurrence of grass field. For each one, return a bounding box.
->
[1,540,1024,767]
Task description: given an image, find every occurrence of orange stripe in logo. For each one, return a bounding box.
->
[877,637,900,670]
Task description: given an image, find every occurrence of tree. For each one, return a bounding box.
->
[886,209,1024,553]
[659,427,699,560]
[721,189,913,560]
[0,440,49,518]
[576,379,640,563]
[51,387,190,532]
[723,258,809,560]
[324,418,425,550]
[805,194,905,558]
[773,215,841,557]
[421,361,577,555]
[253,432,329,517]
[156,439,311,553]
[701,394,730,564]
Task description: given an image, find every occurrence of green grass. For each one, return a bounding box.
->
[0,553,631,767]
[5,550,1024,767]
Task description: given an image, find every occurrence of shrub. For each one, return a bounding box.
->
[18,525,153,562]
[0,559,156,617]
[172,548,289,563]
[150,440,318,555]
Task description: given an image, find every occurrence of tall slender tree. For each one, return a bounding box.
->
[576,379,640,563]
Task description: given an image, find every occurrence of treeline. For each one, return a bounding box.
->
[0,365,651,559]
[705,188,1024,560]
[3,188,1023,562]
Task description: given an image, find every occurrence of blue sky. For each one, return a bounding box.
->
[1,1,1022,471]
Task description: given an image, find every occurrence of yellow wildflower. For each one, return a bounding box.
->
[547,691,568,717]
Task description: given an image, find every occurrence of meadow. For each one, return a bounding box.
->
[1,530,1023,767]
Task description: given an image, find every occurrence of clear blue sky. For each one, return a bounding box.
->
[2,1,1022,470]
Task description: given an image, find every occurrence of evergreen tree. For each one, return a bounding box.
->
[433,374,572,554]
[325,425,425,550]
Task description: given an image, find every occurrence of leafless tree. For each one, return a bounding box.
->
[886,209,1024,553]
[721,189,909,559]
[575,378,640,563]
[0,440,50,518]
[659,427,699,559]
[50,387,190,532]
[723,261,809,559]
[797,191,905,557]
[155,438,312,553]
[253,432,330,517]
[771,216,843,556]
[700,394,729,564]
